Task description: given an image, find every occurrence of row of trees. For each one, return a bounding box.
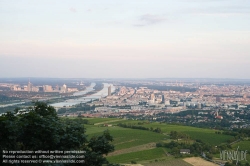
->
[0,102,116,166]
[57,103,98,114]
[233,128,250,137]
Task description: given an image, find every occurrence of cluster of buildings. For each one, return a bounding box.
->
[9,81,75,93]
[68,82,250,127]
[2,79,249,128]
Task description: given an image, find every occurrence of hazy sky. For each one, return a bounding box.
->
[1,0,250,78]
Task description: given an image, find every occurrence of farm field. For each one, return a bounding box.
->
[108,142,156,156]
[212,140,250,165]
[138,123,233,146]
[184,131,231,146]
[106,148,168,164]
[92,119,233,146]
[79,118,235,164]
[143,159,192,166]
[232,140,250,164]
[183,157,218,166]
[84,124,127,134]
[85,125,166,150]
[232,140,250,152]
[83,118,119,124]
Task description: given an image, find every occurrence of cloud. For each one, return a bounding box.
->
[134,14,167,26]
[186,6,250,16]
[69,7,77,13]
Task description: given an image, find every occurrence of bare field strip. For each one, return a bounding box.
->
[183,157,219,166]
[94,119,126,125]
[108,142,156,156]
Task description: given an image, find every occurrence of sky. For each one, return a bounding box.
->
[0,0,250,79]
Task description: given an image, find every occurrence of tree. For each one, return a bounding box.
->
[172,147,179,154]
[170,131,178,140]
[0,102,115,166]
[154,127,162,133]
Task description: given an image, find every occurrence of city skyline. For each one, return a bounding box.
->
[1,0,250,79]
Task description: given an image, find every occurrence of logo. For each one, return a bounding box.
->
[220,146,247,165]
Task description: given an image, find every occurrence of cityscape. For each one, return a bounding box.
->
[1,78,250,130]
[1,0,250,165]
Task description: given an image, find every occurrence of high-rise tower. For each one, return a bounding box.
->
[108,86,111,96]
[27,79,32,93]
[161,95,165,103]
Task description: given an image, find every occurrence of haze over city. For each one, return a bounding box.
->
[1,0,250,78]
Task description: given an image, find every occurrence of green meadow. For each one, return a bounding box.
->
[79,118,234,164]
[85,124,166,150]
[232,140,250,163]
[212,140,250,165]
[84,117,120,124]
[143,159,193,166]
[136,122,233,146]
[106,148,167,164]
[232,140,250,152]
[107,148,193,166]
[84,118,233,146]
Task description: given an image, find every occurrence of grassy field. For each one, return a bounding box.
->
[105,119,148,125]
[144,159,192,166]
[85,125,166,150]
[83,118,233,148]
[107,148,168,164]
[108,142,156,156]
[232,140,250,152]
[212,140,250,165]
[232,140,250,164]
[83,118,119,124]
[98,120,233,146]
[184,131,231,146]
[70,117,235,164]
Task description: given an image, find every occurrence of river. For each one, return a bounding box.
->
[50,83,115,108]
